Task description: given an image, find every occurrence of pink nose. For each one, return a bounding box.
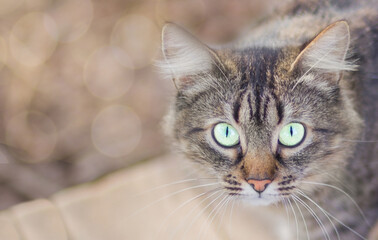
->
[247,179,272,193]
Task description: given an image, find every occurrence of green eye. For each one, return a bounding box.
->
[279,123,306,147]
[213,123,240,147]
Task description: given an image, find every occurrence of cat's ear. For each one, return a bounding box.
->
[160,23,224,90]
[290,21,357,80]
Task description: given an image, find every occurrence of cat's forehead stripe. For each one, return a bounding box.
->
[229,48,284,125]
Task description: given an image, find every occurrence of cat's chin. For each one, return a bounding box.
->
[241,196,278,206]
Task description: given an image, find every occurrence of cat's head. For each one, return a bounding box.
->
[159,21,361,205]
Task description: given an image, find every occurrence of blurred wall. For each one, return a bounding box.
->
[0,0,278,210]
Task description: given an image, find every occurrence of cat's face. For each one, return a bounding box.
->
[160,22,361,206]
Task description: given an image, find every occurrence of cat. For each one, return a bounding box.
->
[159,0,378,239]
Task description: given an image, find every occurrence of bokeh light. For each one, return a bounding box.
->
[0,0,276,211]
[5,111,57,163]
[0,150,9,164]
[9,12,58,68]
[0,0,23,16]
[155,0,206,26]
[111,14,160,69]
[91,105,142,158]
[0,36,7,71]
[84,46,134,100]
[45,0,93,42]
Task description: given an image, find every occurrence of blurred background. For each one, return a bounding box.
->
[0,0,280,210]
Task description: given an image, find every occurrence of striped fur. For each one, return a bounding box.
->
[160,1,377,239]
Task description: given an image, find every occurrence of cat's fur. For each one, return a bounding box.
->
[159,0,378,239]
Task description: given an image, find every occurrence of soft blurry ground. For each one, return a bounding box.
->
[0,0,279,210]
[0,154,289,240]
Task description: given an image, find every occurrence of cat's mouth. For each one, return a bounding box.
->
[225,189,286,206]
[223,174,297,206]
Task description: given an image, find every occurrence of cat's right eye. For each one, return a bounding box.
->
[212,123,240,147]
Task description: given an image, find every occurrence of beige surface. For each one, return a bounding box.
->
[0,155,289,240]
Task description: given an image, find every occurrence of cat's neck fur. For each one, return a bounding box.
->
[160,0,378,239]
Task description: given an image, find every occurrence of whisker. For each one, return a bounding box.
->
[228,198,236,232]
[340,139,378,143]
[301,181,370,226]
[156,187,222,238]
[169,189,223,240]
[297,190,366,240]
[180,192,226,240]
[292,194,330,240]
[282,198,291,231]
[320,172,355,197]
[297,190,340,240]
[199,194,229,239]
[291,196,310,240]
[211,196,232,239]
[288,198,299,240]
[135,177,218,197]
[216,196,232,235]
[129,182,220,218]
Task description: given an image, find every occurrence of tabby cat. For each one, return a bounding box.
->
[159,0,378,239]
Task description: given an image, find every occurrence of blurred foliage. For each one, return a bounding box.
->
[0,0,277,209]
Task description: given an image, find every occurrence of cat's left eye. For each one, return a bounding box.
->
[278,122,306,147]
[213,123,240,147]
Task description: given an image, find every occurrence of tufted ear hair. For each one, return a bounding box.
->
[159,23,225,91]
[290,21,357,81]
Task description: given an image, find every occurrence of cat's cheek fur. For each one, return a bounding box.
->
[160,5,377,237]
[299,134,354,186]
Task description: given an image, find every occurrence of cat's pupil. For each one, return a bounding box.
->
[290,126,293,137]
[225,126,229,137]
